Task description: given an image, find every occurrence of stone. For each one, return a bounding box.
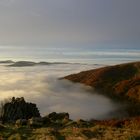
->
[77,119,90,127]
[42,116,51,125]
[15,119,27,127]
[28,117,43,127]
[0,97,40,123]
[48,112,69,121]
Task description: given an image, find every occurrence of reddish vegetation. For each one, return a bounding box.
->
[92,117,140,127]
[64,61,140,102]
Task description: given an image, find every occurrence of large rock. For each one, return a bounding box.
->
[48,112,69,121]
[0,97,40,123]
[28,117,43,127]
[15,119,27,127]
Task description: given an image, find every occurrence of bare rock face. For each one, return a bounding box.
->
[0,97,40,123]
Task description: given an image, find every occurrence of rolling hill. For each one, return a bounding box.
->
[64,62,140,103]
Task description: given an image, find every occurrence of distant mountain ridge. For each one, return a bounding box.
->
[6,61,70,67]
[64,61,140,103]
[0,60,104,67]
[0,60,14,63]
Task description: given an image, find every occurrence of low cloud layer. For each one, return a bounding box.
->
[0,64,123,120]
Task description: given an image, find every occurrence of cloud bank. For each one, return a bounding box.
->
[0,64,125,120]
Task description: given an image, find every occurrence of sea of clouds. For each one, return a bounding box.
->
[0,63,125,120]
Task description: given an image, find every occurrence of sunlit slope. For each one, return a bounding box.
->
[64,62,140,102]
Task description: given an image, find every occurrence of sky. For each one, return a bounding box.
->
[0,0,140,48]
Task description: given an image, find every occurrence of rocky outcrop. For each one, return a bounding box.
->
[28,117,43,127]
[0,97,40,122]
[48,112,69,121]
[15,119,28,127]
[64,61,140,102]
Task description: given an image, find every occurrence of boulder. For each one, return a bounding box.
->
[28,117,43,127]
[63,120,78,128]
[0,97,40,123]
[76,119,90,127]
[42,116,51,125]
[48,112,69,121]
[62,117,71,125]
[15,119,27,127]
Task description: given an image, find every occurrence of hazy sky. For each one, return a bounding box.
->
[0,0,140,48]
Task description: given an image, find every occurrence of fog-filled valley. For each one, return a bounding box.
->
[0,63,126,120]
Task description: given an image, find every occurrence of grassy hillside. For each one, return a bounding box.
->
[0,117,140,140]
[64,62,140,103]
